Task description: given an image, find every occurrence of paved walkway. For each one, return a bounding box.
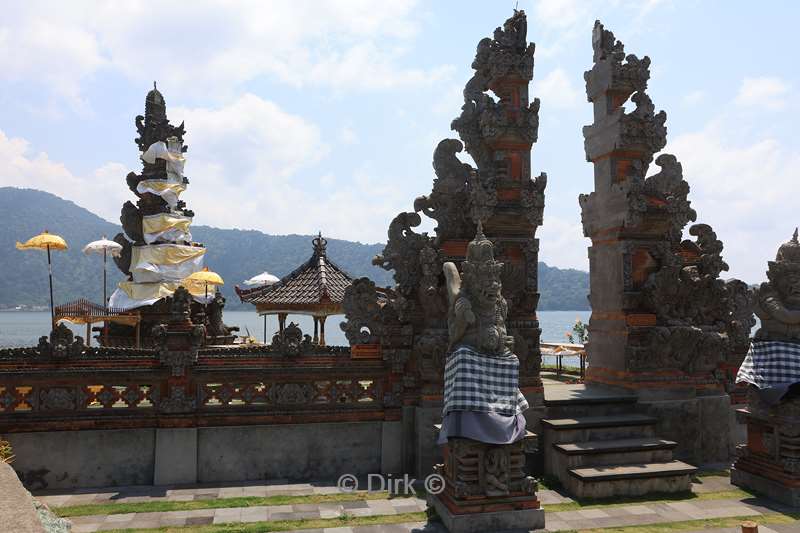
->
[35,476,799,532]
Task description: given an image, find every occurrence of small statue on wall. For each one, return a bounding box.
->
[755,229,800,341]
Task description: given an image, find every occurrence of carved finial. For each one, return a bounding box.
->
[312,232,327,256]
[154,81,157,90]
[775,229,800,263]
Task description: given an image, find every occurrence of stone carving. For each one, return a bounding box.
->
[37,323,85,359]
[39,387,77,411]
[755,229,800,341]
[582,19,753,380]
[268,383,316,405]
[438,437,535,499]
[342,8,544,409]
[159,385,196,414]
[414,139,472,240]
[270,322,312,356]
[170,286,193,322]
[340,278,385,345]
[207,291,239,338]
[111,233,132,277]
[443,224,513,355]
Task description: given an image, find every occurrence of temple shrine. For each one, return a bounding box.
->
[236,233,353,346]
[103,84,236,347]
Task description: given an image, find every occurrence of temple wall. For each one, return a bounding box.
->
[8,421,398,490]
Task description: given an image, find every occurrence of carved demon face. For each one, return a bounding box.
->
[464,264,502,310]
[774,268,800,309]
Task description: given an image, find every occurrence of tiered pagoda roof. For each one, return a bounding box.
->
[235,234,353,316]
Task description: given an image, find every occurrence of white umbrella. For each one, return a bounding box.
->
[244,271,280,342]
[83,236,123,308]
[244,271,280,286]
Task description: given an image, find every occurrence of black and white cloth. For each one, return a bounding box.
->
[443,345,529,417]
[737,340,800,405]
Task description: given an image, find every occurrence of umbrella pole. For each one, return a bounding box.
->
[103,248,107,311]
[47,244,55,330]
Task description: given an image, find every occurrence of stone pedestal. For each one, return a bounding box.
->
[429,436,544,532]
[732,392,800,507]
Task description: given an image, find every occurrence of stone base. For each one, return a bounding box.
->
[731,467,800,508]
[427,493,545,533]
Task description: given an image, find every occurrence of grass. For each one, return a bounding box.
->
[103,511,428,533]
[543,488,754,512]
[56,491,393,518]
[96,510,800,533]
[574,511,799,532]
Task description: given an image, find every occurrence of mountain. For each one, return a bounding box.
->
[0,187,590,311]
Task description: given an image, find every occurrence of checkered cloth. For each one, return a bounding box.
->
[736,340,800,388]
[443,345,529,416]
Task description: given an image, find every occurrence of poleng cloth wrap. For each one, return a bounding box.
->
[443,345,529,417]
[737,341,800,389]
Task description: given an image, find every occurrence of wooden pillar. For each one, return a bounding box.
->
[278,313,287,334]
[263,314,267,343]
[313,317,319,344]
[86,322,91,347]
[319,316,327,347]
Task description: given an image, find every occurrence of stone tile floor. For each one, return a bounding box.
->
[34,476,800,532]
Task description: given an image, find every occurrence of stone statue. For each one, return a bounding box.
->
[733,230,800,505]
[207,290,239,338]
[755,229,800,341]
[443,223,514,355]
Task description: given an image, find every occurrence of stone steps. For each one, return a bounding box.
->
[565,460,698,499]
[553,437,677,469]
[542,414,658,443]
[541,385,696,499]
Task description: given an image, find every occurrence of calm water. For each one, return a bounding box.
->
[0,310,590,365]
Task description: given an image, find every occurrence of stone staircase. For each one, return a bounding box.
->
[541,383,697,499]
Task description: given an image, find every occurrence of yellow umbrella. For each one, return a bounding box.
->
[182,267,224,302]
[16,230,69,327]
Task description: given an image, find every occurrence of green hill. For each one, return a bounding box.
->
[0,187,589,311]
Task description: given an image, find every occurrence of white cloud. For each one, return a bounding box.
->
[0,129,128,222]
[536,68,582,109]
[538,215,587,270]
[669,119,800,282]
[338,125,359,146]
[682,90,706,106]
[735,77,790,110]
[0,0,451,109]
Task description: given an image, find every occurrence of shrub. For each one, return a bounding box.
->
[0,438,13,464]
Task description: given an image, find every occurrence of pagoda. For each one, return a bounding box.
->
[236,234,353,346]
[104,84,235,347]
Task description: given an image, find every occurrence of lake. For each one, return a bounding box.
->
[0,310,590,366]
[0,310,591,348]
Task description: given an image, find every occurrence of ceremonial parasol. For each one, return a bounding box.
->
[16,230,68,327]
[244,271,280,286]
[244,271,280,341]
[183,267,224,301]
[83,236,123,309]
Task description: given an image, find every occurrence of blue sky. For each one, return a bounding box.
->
[0,0,797,283]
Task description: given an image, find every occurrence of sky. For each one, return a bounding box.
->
[0,0,797,284]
